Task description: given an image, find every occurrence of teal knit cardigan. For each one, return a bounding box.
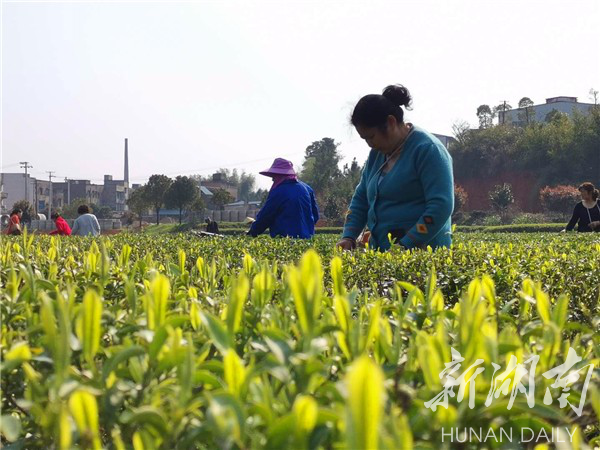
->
[342,126,454,251]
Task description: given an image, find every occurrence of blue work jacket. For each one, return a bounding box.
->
[249,180,319,239]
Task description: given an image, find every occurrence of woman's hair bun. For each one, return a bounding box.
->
[382,84,412,108]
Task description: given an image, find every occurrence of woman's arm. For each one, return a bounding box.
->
[564,205,580,231]
[92,216,101,235]
[342,159,370,241]
[248,191,282,237]
[71,218,80,235]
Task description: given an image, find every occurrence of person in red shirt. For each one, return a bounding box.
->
[3,208,23,235]
[49,212,72,236]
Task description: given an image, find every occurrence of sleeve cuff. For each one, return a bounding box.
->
[400,232,418,249]
[343,224,363,240]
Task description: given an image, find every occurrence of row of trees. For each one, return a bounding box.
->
[127,175,206,226]
[451,106,600,185]
[127,173,262,226]
[192,169,267,203]
[476,89,599,129]
[475,97,535,129]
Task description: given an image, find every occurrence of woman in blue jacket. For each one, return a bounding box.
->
[337,84,454,251]
[248,158,319,239]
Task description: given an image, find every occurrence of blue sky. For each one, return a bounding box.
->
[2,0,599,189]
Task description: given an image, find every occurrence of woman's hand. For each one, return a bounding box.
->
[336,237,356,250]
[590,221,600,230]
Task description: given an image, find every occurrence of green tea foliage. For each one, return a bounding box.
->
[1,232,599,448]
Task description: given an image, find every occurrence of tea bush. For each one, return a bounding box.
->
[1,232,599,448]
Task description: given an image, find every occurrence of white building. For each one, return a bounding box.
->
[0,173,35,214]
[498,96,596,126]
[432,133,457,150]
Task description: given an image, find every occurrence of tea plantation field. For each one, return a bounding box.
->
[1,232,599,449]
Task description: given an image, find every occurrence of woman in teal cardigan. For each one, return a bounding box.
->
[337,84,454,251]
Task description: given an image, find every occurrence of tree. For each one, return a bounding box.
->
[451,106,599,202]
[192,169,257,202]
[451,120,471,145]
[300,138,342,196]
[322,158,362,225]
[450,124,523,179]
[121,211,136,227]
[165,176,199,224]
[194,168,240,186]
[493,103,513,125]
[589,88,599,105]
[61,197,90,219]
[518,97,533,108]
[144,174,172,225]
[212,188,233,210]
[489,183,515,224]
[251,188,269,206]
[544,109,565,123]
[238,172,256,202]
[216,168,240,185]
[539,185,579,214]
[127,186,150,227]
[188,196,206,225]
[517,97,535,125]
[90,204,113,219]
[489,183,514,212]
[454,185,468,213]
[476,105,493,129]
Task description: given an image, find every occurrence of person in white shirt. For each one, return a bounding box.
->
[71,204,101,236]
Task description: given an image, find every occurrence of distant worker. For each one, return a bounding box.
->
[49,212,72,236]
[563,182,600,232]
[205,217,219,234]
[3,208,23,236]
[248,158,319,239]
[21,208,32,228]
[71,205,101,236]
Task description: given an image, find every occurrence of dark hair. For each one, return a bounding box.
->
[351,84,412,131]
[77,204,90,214]
[10,208,22,216]
[51,212,61,220]
[578,182,599,200]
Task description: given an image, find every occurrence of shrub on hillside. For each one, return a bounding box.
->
[489,183,516,224]
[454,185,468,213]
[539,185,580,213]
[489,183,514,212]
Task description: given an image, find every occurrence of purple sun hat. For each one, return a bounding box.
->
[259,158,296,177]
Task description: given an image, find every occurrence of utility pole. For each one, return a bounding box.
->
[47,171,55,219]
[20,161,33,203]
[499,100,509,125]
[65,177,71,205]
[34,179,39,216]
